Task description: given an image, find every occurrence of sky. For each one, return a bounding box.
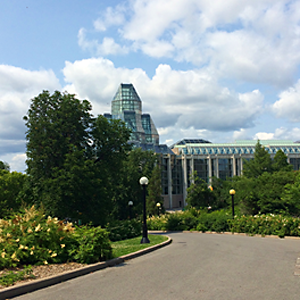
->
[1,0,300,172]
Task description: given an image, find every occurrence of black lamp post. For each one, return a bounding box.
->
[156,202,161,216]
[128,201,133,219]
[229,189,236,218]
[140,176,150,244]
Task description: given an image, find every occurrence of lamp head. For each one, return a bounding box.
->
[229,189,236,195]
[139,176,149,185]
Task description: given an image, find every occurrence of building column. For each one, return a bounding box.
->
[183,156,188,207]
[215,157,219,178]
[208,155,212,184]
[232,155,236,176]
[167,154,172,209]
[240,156,243,175]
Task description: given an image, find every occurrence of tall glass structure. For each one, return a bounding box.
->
[106,83,159,145]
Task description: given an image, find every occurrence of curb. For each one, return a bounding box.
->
[0,236,172,299]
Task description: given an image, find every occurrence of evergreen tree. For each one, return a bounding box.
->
[272,149,293,172]
[243,141,272,178]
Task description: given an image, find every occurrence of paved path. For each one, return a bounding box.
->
[14,233,300,300]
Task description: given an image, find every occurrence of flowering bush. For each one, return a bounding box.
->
[147,209,231,232]
[229,214,300,237]
[0,206,112,269]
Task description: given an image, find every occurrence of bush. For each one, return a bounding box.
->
[229,214,300,237]
[106,219,142,242]
[69,226,112,263]
[0,206,112,269]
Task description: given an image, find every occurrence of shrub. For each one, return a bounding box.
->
[106,219,142,242]
[229,214,300,237]
[0,206,112,269]
[69,226,112,263]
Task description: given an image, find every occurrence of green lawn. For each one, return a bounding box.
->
[111,234,168,258]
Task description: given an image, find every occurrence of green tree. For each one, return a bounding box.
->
[0,161,10,171]
[23,91,131,225]
[111,148,157,220]
[186,172,215,209]
[272,149,293,172]
[235,171,298,215]
[243,141,272,178]
[0,170,26,218]
[147,165,164,216]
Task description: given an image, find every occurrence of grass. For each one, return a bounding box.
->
[111,234,168,258]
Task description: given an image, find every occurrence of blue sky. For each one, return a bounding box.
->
[1,0,300,172]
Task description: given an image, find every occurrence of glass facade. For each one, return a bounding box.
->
[107,83,159,145]
[218,158,232,180]
[171,156,183,194]
[194,158,209,183]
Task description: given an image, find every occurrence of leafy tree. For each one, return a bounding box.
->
[243,141,272,178]
[23,91,131,225]
[0,161,10,171]
[147,165,164,216]
[0,170,26,218]
[111,148,157,220]
[235,171,298,215]
[186,172,215,209]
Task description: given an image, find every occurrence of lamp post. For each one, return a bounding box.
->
[156,202,161,216]
[229,189,236,218]
[140,176,150,244]
[128,201,133,219]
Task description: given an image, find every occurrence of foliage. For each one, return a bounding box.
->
[0,170,26,218]
[23,91,131,225]
[243,140,273,178]
[272,150,293,172]
[235,171,298,215]
[229,214,300,238]
[106,219,142,242]
[0,160,10,171]
[0,206,112,269]
[110,148,157,221]
[0,265,34,287]
[147,165,164,216]
[68,225,112,264]
[147,209,231,232]
[186,172,215,209]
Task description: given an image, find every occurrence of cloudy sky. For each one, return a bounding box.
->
[1,0,300,172]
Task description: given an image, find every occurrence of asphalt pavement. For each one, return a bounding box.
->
[5,232,300,300]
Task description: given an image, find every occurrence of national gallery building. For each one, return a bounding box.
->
[105,84,300,209]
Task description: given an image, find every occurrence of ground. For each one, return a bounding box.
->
[0,262,87,290]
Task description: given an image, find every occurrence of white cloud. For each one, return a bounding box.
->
[78,28,128,56]
[0,65,61,172]
[79,0,300,88]
[94,5,126,32]
[63,58,264,134]
[272,80,300,122]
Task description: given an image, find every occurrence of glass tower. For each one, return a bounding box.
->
[106,83,159,145]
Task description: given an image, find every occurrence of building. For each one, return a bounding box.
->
[106,84,300,209]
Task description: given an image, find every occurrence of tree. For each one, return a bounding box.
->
[272,150,293,172]
[110,148,158,220]
[0,170,26,218]
[147,165,164,216]
[23,90,132,225]
[0,161,10,171]
[186,172,215,209]
[243,141,272,178]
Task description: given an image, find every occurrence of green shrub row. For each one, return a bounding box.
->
[0,206,112,269]
[229,214,300,238]
[106,219,142,242]
[147,209,300,238]
[147,209,232,233]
